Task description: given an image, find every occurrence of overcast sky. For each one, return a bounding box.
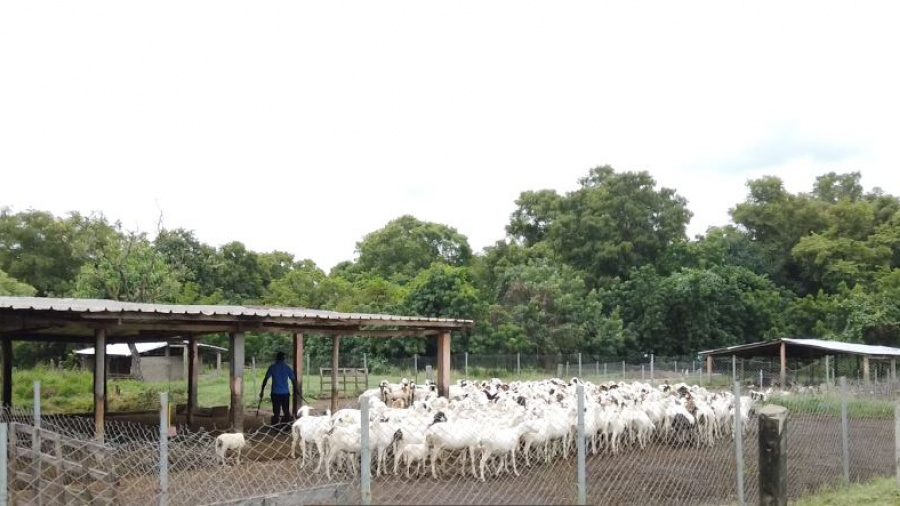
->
[2,2,898,271]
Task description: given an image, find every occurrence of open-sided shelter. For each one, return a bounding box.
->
[0,296,474,438]
[698,338,900,387]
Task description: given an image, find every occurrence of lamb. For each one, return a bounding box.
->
[215,432,247,466]
[291,406,332,470]
[392,428,430,478]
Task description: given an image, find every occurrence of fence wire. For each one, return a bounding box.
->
[2,372,899,505]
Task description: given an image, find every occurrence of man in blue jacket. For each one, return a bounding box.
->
[260,351,296,425]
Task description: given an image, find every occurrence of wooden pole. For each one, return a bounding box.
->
[437,331,452,398]
[863,356,871,386]
[94,329,106,441]
[229,332,245,432]
[759,405,788,506]
[2,338,12,409]
[331,335,340,413]
[182,343,188,381]
[293,332,304,416]
[187,336,198,426]
[779,341,787,389]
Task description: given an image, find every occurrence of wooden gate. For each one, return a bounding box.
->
[7,422,117,505]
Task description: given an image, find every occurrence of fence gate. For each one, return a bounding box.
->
[7,422,117,505]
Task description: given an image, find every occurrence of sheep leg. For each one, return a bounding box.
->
[479,450,491,482]
[511,448,519,476]
[470,446,478,479]
[431,447,440,479]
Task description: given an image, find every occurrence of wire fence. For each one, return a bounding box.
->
[2,375,898,505]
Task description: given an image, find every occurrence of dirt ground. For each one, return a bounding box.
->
[47,412,898,505]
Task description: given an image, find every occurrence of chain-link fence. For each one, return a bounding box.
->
[2,375,898,505]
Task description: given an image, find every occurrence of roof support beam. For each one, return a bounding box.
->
[331,335,340,413]
[187,336,198,427]
[292,332,304,417]
[2,338,11,409]
[780,341,787,389]
[230,332,245,432]
[437,331,451,398]
[94,329,106,442]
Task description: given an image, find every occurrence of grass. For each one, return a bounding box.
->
[791,478,900,505]
[767,392,894,419]
[14,364,715,414]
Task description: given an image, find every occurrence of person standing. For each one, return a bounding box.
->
[260,351,296,425]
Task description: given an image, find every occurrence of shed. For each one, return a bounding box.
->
[698,338,900,387]
[74,341,227,381]
[0,296,474,438]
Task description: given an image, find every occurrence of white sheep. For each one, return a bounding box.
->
[215,432,247,466]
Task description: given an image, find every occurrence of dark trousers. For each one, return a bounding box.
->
[270,393,291,424]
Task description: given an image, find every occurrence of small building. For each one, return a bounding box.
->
[75,341,227,382]
[699,338,900,388]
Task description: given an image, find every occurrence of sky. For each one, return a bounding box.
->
[2,1,899,271]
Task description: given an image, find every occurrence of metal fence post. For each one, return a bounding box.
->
[895,397,900,487]
[578,353,582,378]
[159,392,168,506]
[516,353,520,376]
[465,352,468,378]
[413,354,418,383]
[733,382,745,506]
[566,362,570,378]
[361,400,371,505]
[641,365,645,382]
[0,422,7,506]
[622,361,625,379]
[650,354,654,384]
[33,380,42,505]
[576,384,586,505]
[732,355,737,383]
[841,376,850,484]
[760,370,764,388]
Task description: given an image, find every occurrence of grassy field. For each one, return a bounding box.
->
[14,365,711,414]
[791,478,900,505]
[767,392,894,419]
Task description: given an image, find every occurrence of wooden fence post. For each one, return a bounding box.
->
[759,405,788,506]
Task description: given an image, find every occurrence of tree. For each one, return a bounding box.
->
[153,228,219,302]
[0,269,36,296]
[507,190,563,246]
[354,215,473,283]
[548,166,692,287]
[0,209,117,295]
[74,230,181,380]
[263,260,351,310]
[212,242,267,303]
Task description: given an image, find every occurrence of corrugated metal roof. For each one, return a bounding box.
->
[699,338,900,357]
[75,341,228,356]
[0,296,473,325]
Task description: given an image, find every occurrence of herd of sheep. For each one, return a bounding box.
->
[216,377,761,481]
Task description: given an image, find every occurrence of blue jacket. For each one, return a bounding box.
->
[263,360,296,395]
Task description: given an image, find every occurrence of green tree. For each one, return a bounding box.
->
[354,215,473,283]
[507,190,563,247]
[0,269,36,296]
[548,166,692,287]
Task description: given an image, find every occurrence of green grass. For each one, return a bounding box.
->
[767,393,893,419]
[14,365,714,414]
[791,478,900,505]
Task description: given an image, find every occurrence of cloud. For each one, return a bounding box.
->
[719,127,861,172]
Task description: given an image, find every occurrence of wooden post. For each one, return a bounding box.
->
[2,338,12,409]
[187,336,198,426]
[331,335,340,413]
[182,343,188,381]
[293,332,304,416]
[229,332,245,432]
[706,354,712,384]
[780,341,787,389]
[863,356,871,386]
[759,405,788,506]
[94,329,106,441]
[437,331,451,398]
